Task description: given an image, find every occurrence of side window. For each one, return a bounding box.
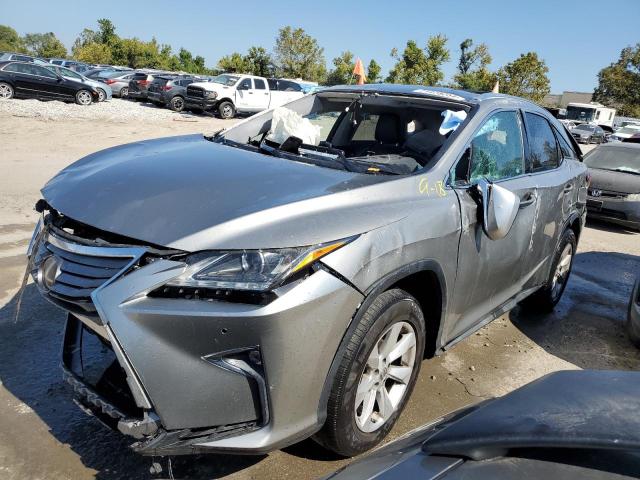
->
[34,65,57,78]
[466,111,525,183]
[351,113,380,141]
[15,55,31,62]
[238,78,252,90]
[525,113,560,172]
[254,78,266,90]
[554,129,576,160]
[267,79,278,90]
[279,80,301,92]
[183,79,193,86]
[3,63,20,73]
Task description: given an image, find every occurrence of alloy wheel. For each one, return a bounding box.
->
[77,90,92,105]
[172,97,184,111]
[0,83,13,99]
[97,89,105,102]
[121,87,128,98]
[222,105,233,118]
[551,243,573,301]
[354,321,417,433]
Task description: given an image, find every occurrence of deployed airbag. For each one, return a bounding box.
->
[268,107,322,146]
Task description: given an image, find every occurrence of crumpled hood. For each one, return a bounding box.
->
[589,167,640,194]
[42,135,404,251]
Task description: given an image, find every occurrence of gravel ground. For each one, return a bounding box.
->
[0,97,207,123]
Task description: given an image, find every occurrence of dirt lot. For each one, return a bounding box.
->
[1,106,639,480]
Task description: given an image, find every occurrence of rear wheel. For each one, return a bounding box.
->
[0,82,14,99]
[315,288,426,456]
[522,229,576,312]
[96,88,106,102]
[75,89,93,105]
[218,101,236,119]
[120,87,129,98]
[170,96,185,112]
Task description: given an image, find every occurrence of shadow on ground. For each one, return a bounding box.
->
[512,249,640,370]
[0,285,269,480]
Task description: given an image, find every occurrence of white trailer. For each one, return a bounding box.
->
[565,102,616,128]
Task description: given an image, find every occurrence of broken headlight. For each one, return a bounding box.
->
[166,239,352,292]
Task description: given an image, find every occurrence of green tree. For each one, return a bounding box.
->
[274,26,326,82]
[366,59,381,83]
[72,28,98,57]
[454,38,496,91]
[496,52,550,102]
[244,46,273,77]
[23,32,67,58]
[593,44,640,117]
[326,51,355,85]
[74,42,113,64]
[97,18,117,45]
[386,34,450,85]
[0,25,25,52]
[218,52,249,73]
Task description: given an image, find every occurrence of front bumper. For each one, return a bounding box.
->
[32,228,363,455]
[184,96,218,110]
[586,195,640,230]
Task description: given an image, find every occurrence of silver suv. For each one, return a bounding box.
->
[28,85,588,457]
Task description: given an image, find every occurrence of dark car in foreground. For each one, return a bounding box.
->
[147,75,197,111]
[628,277,640,347]
[325,370,640,480]
[585,143,640,230]
[571,123,607,144]
[0,61,99,104]
[27,85,587,457]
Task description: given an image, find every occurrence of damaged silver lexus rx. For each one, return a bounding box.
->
[27,84,588,457]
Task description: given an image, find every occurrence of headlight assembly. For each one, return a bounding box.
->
[206,91,218,99]
[166,238,353,292]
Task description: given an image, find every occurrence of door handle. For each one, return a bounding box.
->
[519,192,536,208]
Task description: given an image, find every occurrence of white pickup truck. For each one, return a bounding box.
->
[184,74,305,119]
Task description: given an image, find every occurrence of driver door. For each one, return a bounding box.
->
[447,110,539,340]
[235,77,263,111]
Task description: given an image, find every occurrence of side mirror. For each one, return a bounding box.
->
[475,178,520,240]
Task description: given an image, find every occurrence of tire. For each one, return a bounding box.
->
[315,288,426,456]
[170,95,185,112]
[97,88,106,102]
[0,82,14,99]
[120,87,129,98]
[75,89,93,105]
[218,100,236,119]
[522,229,577,313]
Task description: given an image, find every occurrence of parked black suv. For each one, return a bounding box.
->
[0,61,99,104]
[147,75,197,111]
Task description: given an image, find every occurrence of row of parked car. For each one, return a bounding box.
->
[0,51,316,118]
[561,119,640,145]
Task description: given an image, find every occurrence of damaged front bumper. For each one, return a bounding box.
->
[31,224,364,455]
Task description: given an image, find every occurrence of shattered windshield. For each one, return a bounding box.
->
[584,147,640,174]
[217,92,469,175]
[212,74,240,86]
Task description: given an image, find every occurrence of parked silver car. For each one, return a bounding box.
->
[100,71,136,98]
[28,85,588,457]
[45,64,112,102]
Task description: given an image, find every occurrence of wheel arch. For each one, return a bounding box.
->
[316,260,448,428]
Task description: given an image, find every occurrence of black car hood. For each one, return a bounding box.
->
[589,168,640,194]
[42,135,399,250]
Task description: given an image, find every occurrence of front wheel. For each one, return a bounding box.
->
[170,96,185,112]
[315,288,426,456]
[218,101,236,119]
[0,82,15,99]
[522,229,576,312]
[75,89,93,105]
[97,88,106,102]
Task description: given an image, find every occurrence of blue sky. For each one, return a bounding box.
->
[4,0,640,92]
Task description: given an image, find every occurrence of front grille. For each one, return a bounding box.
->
[186,85,205,98]
[32,230,143,315]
